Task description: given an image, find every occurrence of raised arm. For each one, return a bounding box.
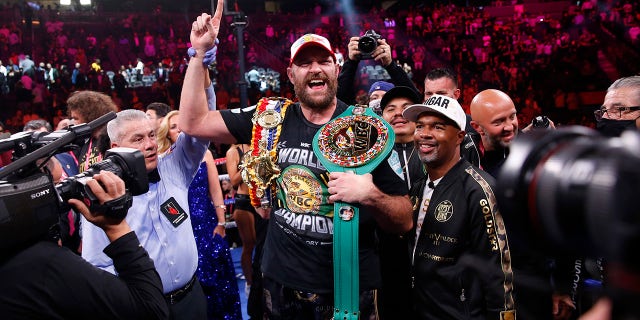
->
[179,1,236,144]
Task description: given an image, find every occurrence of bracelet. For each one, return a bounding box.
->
[215,204,227,211]
[187,39,219,66]
[217,222,226,227]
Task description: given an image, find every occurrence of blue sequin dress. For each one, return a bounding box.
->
[188,162,242,320]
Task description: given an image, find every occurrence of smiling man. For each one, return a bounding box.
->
[179,12,413,319]
[469,89,519,177]
[377,86,423,319]
[403,94,515,319]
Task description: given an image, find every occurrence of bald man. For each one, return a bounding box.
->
[471,89,575,320]
[469,89,519,177]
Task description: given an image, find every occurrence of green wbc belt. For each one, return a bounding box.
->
[312,105,395,320]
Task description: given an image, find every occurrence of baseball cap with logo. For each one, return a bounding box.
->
[290,34,336,64]
[402,94,466,131]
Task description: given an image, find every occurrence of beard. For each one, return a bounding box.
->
[418,150,442,167]
[488,131,516,149]
[293,74,337,111]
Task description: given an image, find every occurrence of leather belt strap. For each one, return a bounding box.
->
[313,105,395,320]
[164,274,197,305]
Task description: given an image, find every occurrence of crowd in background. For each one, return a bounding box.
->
[0,0,638,140]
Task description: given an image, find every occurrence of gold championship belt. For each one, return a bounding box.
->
[240,97,291,208]
[312,105,395,320]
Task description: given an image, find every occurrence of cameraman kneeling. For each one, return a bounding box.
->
[0,171,169,320]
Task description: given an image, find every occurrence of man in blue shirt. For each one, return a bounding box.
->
[81,96,213,319]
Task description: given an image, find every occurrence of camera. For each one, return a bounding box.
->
[55,147,148,216]
[496,126,640,317]
[531,115,550,129]
[358,30,381,60]
[0,112,149,253]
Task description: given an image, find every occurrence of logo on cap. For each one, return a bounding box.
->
[424,95,451,110]
[290,34,335,62]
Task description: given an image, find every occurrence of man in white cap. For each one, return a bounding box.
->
[179,11,413,319]
[402,94,516,319]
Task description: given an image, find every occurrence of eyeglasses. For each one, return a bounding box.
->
[594,106,640,121]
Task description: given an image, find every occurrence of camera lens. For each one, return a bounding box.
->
[358,36,377,54]
[497,127,640,259]
[496,126,597,253]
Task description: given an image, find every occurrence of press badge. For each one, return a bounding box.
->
[160,197,188,227]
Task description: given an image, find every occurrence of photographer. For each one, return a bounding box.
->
[337,31,418,106]
[0,171,169,319]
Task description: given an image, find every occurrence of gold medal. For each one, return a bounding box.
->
[253,109,282,129]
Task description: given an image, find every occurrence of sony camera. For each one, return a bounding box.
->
[0,112,149,253]
[531,115,550,129]
[496,126,640,317]
[55,147,148,215]
[358,30,381,60]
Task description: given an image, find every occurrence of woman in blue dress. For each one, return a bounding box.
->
[158,111,241,320]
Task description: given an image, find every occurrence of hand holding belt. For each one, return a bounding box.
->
[312,105,395,320]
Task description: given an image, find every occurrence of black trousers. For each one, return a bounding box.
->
[169,280,207,320]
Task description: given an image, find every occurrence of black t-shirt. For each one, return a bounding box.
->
[221,100,408,293]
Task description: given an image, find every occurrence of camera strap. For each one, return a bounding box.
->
[89,190,133,220]
[312,105,395,319]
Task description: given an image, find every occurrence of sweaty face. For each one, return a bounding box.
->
[288,46,338,111]
[112,119,158,172]
[414,113,463,169]
[382,97,416,141]
[424,77,460,100]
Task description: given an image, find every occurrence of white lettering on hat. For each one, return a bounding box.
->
[425,96,450,109]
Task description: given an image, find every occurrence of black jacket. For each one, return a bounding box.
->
[408,160,515,319]
[337,58,418,105]
[0,232,168,320]
[461,131,481,169]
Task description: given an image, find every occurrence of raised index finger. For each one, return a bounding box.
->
[211,0,224,28]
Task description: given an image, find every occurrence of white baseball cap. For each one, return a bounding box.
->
[402,94,466,131]
[290,34,335,64]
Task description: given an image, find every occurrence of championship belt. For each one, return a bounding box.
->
[312,105,395,320]
[240,97,292,208]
